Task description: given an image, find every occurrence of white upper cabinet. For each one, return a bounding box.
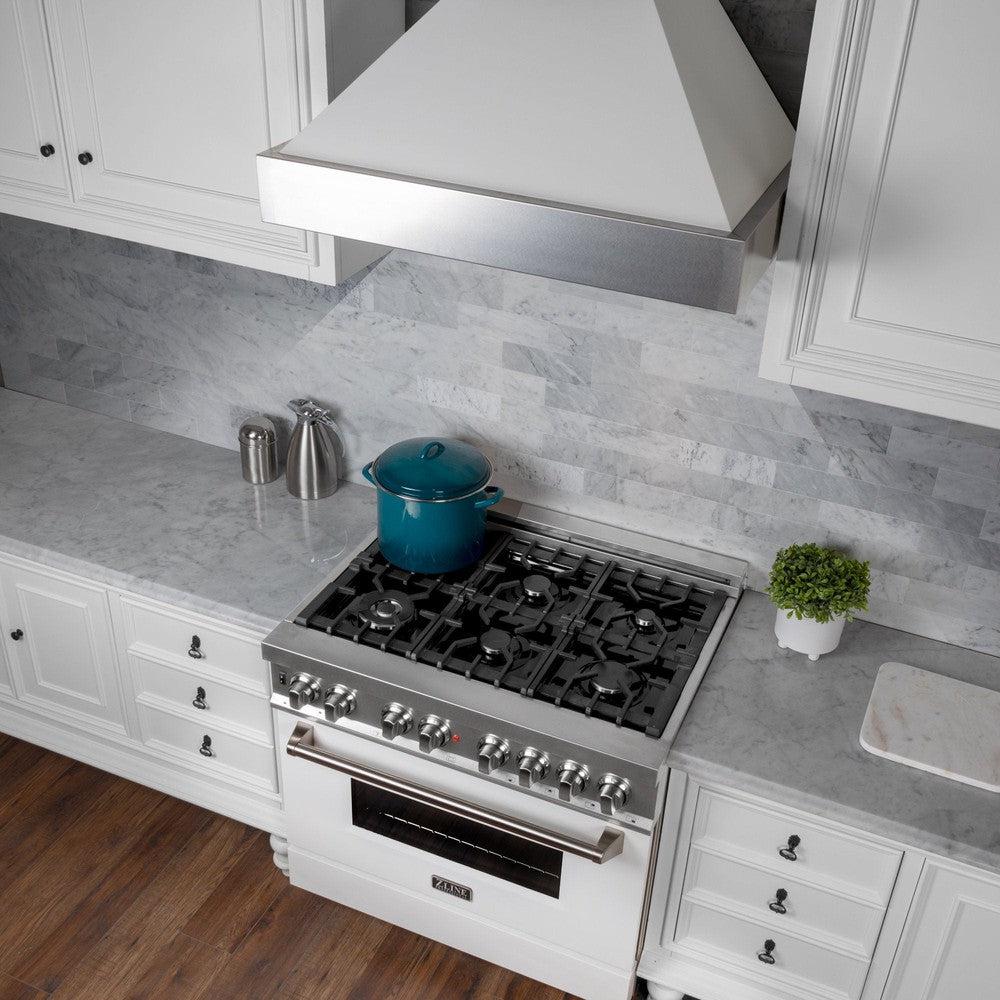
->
[881,860,1000,1000]
[0,0,70,197]
[0,0,402,283]
[761,0,1000,429]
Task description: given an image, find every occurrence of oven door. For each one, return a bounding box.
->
[273,709,651,1000]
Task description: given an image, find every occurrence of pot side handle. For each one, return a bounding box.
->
[362,462,376,485]
[474,486,505,509]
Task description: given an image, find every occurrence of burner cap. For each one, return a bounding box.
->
[589,661,644,699]
[356,590,415,631]
[480,628,513,659]
[633,607,661,632]
[522,574,554,602]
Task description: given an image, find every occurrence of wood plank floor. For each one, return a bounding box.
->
[0,734,590,1000]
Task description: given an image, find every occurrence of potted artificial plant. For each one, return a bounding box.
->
[767,543,871,660]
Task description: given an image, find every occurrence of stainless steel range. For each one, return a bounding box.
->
[266,502,745,1000]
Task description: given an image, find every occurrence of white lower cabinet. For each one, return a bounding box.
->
[0,552,281,835]
[880,861,1000,1000]
[640,771,1000,1000]
[0,558,127,735]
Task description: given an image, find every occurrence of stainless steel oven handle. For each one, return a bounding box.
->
[286,723,624,865]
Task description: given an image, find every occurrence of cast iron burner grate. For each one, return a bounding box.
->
[294,527,727,738]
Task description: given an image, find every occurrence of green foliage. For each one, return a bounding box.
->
[767,543,870,624]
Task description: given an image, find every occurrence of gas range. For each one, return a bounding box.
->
[265,502,745,828]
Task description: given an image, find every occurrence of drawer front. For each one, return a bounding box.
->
[138,702,277,794]
[133,655,270,739]
[676,899,868,999]
[125,600,265,687]
[692,789,901,903]
[684,848,883,954]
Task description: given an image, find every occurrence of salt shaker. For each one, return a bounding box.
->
[238,416,279,485]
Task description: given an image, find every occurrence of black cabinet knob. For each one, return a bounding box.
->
[192,686,207,710]
[769,888,789,914]
[40,144,55,157]
[779,834,801,861]
[188,635,204,659]
[77,151,93,165]
[9,629,23,641]
[199,735,214,757]
[757,939,777,965]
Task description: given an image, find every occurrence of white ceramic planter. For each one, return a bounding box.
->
[774,610,846,660]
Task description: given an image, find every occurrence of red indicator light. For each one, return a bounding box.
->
[451,733,461,743]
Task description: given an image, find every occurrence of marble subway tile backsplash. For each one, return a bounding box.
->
[2,212,1000,656]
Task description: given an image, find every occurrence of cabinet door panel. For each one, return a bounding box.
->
[882,862,1000,1000]
[1,563,126,734]
[763,0,1000,427]
[811,0,1000,370]
[48,0,313,258]
[0,0,70,195]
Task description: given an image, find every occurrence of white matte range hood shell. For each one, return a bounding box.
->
[257,0,795,312]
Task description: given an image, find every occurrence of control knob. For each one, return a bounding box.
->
[286,673,322,709]
[324,684,357,721]
[477,735,510,774]
[557,760,590,801]
[517,747,550,787]
[381,703,413,740]
[597,774,631,815]
[418,715,451,753]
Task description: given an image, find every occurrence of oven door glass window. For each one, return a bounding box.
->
[351,781,563,898]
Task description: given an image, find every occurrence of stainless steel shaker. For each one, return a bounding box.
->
[286,399,341,499]
[238,415,279,485]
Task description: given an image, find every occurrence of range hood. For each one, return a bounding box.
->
[257,0,795,312]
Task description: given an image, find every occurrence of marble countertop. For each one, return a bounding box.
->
[0,389,377,633]
[669,590,1000,875]
[4,388,998,872]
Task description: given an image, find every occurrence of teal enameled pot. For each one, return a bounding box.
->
[362,437,504,574]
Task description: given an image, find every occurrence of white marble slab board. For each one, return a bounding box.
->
[860,661,1000,793]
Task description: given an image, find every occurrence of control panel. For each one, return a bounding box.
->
[271,666,649,822]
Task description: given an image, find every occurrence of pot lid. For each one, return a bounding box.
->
[371,437,492,501]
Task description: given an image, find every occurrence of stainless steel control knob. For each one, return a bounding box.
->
[287,673,322,709]
[477,735,510,774]
[597,774,631,815]
[418,715,451,753]
[557,761,590,801]
[381,703,413,740]
[517,747,550,787]
[324,684,357,721]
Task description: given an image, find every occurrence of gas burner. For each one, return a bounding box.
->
[522,574,554,603]
[588,660,644,700]
[293,524,731,738]
[632,608,661,633]
[480,628,514,660]
[355,590,415,631]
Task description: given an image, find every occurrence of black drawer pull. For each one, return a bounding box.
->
[188,635,204,659]
[40,143,55,157]
[199,735,214,757]
[77,151,93,165]
[192,686,207,710]
[779,834,801,861]
[757,939,776,965]
[9,629,23,641]
[769,888,788,914]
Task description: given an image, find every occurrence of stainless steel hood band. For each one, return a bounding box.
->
[286,722,625,864]
[256,149,790,313]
